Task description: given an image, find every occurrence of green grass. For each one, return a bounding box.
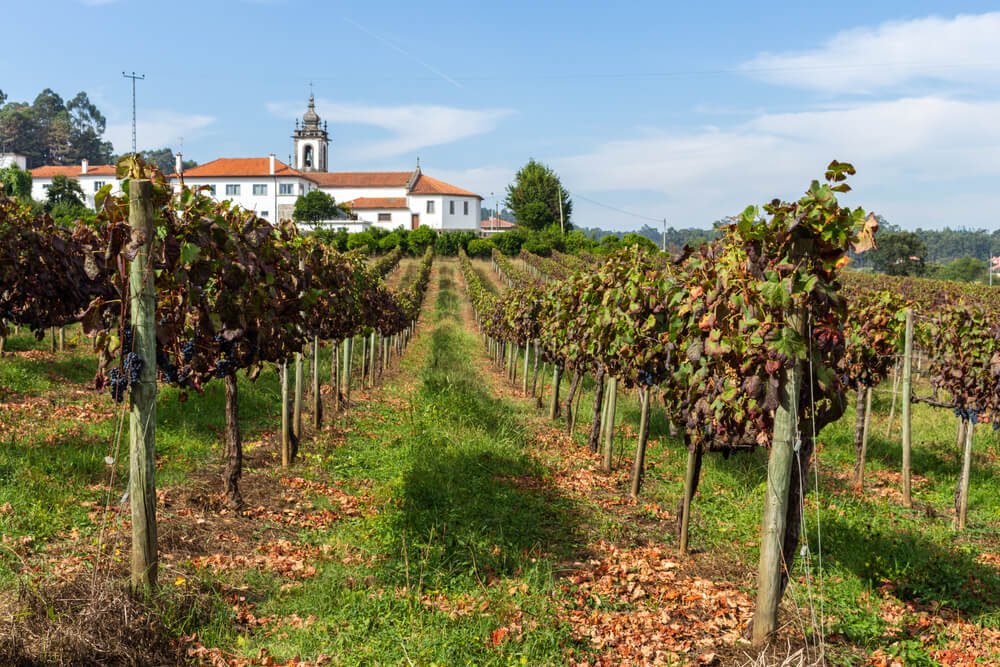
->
[191,263,583,664]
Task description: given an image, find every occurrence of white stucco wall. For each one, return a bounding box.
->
[439,196,481,231]
[171,175,314,222]
[31,175,122,209]
[353,208,412,232]
[318,186,409,206]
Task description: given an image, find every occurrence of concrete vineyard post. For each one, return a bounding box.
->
[127,179,158,594]
[602,376,617,473]
[957,420,974,531]
[293,351,303,443]
[312,336,322,429]
[281,360,290,467]
[901,308,914,507]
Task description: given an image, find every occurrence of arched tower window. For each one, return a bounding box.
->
[304,145,314,168]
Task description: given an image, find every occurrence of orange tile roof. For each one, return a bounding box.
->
[345,197,409,210]
[31,164,117,178]
[308,172,413,188]
[177,157,304,178]
[481,217,516,230]
[409,174,482,199]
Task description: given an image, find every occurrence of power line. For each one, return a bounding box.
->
[571,191,663,224]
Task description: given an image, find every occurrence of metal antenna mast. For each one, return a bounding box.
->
[122,71,145,155]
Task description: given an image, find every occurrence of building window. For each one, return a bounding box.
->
[208,184,217,196]
[426,200,435,214]
[225,184,240,196]
[94,181,106,192]
[449,200,455,215]
[279,183,294,195]
[463,200,469,215]
[299,184,305,195]
[377,213,391,222]
[253,184,267,196]
[261,211,270,219]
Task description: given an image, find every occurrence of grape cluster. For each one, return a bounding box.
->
[108,367,127,403]
[636,369,656,387]
[953,407,981,424]
[214,357,236,378]
[123,352,144,387]
[181,340,196,362]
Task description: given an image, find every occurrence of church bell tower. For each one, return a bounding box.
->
[292,93,329,172]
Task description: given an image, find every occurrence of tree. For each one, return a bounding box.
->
[45,175,85,210]
[928,256,988,283]
[293,190,341,223]
[492,228,527,256]
[0,164,32,199]
[0,88,115,168]
[466,238,495,257]
[505,159,572,232]
[622,232,659,252]
[870,231,927,276]
[135,147,198,175]
[408,225,437,254]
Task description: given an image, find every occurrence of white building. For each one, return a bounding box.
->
[25,94,484,232]
[172,154,315,222]
[309,169,483,232]
[0,153,27,170]
[30,159,121,208]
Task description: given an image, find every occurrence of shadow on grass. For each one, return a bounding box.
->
[822,515,1000,619]
[378,300,583,589]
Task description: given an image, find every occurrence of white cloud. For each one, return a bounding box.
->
[554,97,1000,229]
[105,111,215,154]
[741,12,1000,93]
[267,99,511,159]
[428,165,515,201]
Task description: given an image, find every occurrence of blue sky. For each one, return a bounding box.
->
[3,1,999,230]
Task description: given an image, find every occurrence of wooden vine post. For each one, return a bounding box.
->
[342,337,353,405]
[752,308,804,647]
[679,441,701,554]
[901,308,913,507]
[521,344,530,395]
[629,386,652,498]
[549,365,562,420]
[128,179,158,594]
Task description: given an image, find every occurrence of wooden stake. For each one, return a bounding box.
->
[521,344,530,395]
[679,442,702,555]
[752,314,803,646]
[629,386,651,498]
[127,179,158,594]
[549,365,562,420]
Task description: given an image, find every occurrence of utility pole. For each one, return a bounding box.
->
[122,72,145,155]
[662,218,667,251]
[558,184,565,235]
